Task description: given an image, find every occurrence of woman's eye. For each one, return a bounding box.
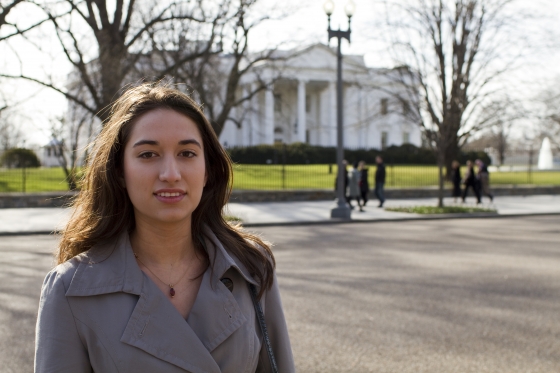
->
[139,152,156,159]
[180,150,196,158]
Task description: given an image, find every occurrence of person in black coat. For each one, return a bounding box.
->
[334,160,352,208]
[374,156,386,208]
[451,160,462,203]
[461,160,481,204]
[358,160,369,207]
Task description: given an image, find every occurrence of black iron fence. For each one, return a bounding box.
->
[1,163,559,193]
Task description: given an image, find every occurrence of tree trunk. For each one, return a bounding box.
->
[437,164,445,208]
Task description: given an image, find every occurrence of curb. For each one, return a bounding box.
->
[241,211,560,228]
[3,211,559,236]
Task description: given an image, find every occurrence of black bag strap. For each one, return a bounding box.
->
[248,283,279,373]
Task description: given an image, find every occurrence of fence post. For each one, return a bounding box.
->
[282,143,286,189]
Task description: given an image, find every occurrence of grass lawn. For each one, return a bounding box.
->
[0,167,70,192]
[386,206,497,214]
[1,165,559,192]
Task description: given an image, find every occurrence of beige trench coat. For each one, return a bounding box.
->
[34,227,295,373]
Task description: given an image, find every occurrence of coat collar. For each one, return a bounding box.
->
[65,227,257,373]
[66,226,256,297]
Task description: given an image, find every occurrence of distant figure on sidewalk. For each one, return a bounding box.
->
[451,160,462,203]
[374,156,386,208]
[358,160,369,207]
[349,162,364,212]
[476,159,494,202]
[462,160,481,204]
[334,160,351,208]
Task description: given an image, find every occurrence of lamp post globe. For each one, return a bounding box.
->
[344,0,356,17]
[323,0,335,16]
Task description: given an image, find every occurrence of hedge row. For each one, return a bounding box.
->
[227,143,491,165]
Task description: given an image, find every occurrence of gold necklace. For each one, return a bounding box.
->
[133,253,192,298]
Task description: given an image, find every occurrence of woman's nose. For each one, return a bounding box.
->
[159,157,181,182]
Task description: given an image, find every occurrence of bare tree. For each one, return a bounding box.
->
[380,0,533,206]
[1,0,48,41]
[0,109,24,151]
[50,108,95,190]
[137,0,284,136]
[2,0,281,137]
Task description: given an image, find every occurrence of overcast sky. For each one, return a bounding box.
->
[2,0,559,146]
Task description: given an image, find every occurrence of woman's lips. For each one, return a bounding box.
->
[154,191,186,203]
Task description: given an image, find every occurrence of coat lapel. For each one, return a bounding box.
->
[120,272,221,373]
[186,267,247,352]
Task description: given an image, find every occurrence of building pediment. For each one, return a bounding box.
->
[265,43,368,76]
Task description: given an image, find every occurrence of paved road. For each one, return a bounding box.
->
[1,216,559,372]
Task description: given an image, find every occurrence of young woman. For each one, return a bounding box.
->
[35,83,295,373]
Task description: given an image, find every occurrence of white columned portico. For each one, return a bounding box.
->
[297,80,307,143]
[264,87,275,144]
[328,81,337,147]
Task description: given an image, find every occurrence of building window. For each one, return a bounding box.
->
[403,131,410,144]
[381,98,388,115]
[47,148,51,157]
[305,95,311,113]
[381,131,388,150]
[274,94,281,112]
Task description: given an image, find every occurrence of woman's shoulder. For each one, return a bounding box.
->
[42,255,85,293]
[46,238,118,290]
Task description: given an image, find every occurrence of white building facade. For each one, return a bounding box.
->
[219,44,422,150]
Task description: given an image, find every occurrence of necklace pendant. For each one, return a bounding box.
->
[169,287,176,298]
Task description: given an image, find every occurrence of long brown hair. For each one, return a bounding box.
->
[57,82,275,296]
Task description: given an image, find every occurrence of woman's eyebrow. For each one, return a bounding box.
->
[132,139,201,148]
[132,140,158,147]
[178,139,202,148]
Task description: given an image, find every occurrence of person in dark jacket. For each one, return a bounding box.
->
[476,159,494,202]
[334,160,352,208]
[451,160,462,203]
[358,160,369,207]
[461,160,481,204]
[374,156,386,207]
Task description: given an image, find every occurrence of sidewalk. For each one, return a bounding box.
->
[0,195,558,235]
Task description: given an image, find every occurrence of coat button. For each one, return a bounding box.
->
[220,278,234,292]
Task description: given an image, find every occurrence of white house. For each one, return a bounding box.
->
[40,139,63,167]
[219,44,422,150]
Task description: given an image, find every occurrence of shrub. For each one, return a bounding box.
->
[0,148,41,168]
[227,143,490,165]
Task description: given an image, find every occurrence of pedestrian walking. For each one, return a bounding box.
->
[374,156,386,208]
[35,83,294,373]
[476,159,494,202]
[451,160,462,203]
[358,160,369,206]
[334,160,352,208]
[462,160,481,204]
[348,161,364,212]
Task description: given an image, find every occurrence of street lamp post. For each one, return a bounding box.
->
[325,0,355,219]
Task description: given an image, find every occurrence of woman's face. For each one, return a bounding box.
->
[122,108,207,227]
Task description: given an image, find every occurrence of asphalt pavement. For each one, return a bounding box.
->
[1,216,559,372]
[0,194,559,235]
